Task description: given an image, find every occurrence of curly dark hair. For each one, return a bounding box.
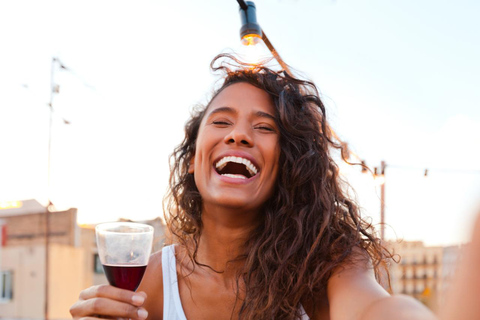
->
[165,54,392,319]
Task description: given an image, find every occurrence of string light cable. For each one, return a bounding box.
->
[236,0,367,171]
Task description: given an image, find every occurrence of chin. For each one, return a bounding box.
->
[204,195,264,213]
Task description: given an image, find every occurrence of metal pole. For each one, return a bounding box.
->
[44,56,56,320]
[380,161,386,241]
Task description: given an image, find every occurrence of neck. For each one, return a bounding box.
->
[194,204,261,275]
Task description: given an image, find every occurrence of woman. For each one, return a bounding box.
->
[70,54,437,319]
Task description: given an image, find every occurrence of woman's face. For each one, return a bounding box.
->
[189,82,280,214]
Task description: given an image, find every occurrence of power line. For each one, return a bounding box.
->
[387,165,480,176]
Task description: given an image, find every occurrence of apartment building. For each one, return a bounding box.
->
[388,240,461,312]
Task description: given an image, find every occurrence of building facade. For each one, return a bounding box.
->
[0,199,165,320]
[388,240,461,312]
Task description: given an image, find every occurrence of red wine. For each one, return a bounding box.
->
[102,264,147,291]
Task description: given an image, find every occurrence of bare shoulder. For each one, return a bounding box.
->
[302,250,385,320]
[137,249,165,320]
[326,256,389,320]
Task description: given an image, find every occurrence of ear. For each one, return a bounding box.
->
[188,155,195,174]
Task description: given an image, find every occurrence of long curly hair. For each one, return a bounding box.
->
[165,54,392,319]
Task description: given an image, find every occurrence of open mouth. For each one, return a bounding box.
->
[215,156,258,180]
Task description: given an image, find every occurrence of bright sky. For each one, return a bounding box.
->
[1,0,479,246]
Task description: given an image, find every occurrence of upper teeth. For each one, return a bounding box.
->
[215,156,258,176]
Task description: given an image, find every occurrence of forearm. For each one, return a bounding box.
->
[359,295,437,320]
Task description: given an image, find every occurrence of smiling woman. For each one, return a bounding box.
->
[70,54,438,320]
[189,81,280,214]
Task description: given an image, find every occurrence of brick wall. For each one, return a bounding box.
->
[3,208,78,247]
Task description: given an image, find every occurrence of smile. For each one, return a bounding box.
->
[215,156,258,179]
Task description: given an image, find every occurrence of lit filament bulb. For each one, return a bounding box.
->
[238,36,270,67]
[241,34,262,46]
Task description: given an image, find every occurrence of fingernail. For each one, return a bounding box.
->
[132,295,145,304]
[137,308,148,319]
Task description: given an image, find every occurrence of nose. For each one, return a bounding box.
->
[224,123,253,147]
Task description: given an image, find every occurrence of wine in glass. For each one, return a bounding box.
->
[96,222,154,291]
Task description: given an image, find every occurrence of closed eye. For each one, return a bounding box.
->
[255,125,276,132]
[212,120,231,126]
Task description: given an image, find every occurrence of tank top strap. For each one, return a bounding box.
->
[162,245,187,320]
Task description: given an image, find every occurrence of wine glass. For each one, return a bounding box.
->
[95,222,154,291]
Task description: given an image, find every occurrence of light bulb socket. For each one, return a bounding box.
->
[239,1,262,41]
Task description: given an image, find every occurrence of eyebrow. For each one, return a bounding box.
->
[255,110,276,121]
[208,106,276,121]
[208,106,236,117]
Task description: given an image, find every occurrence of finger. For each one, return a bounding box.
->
[82,297,148,319]
[79,318,126,320]
[133,291,147,306]
[79,285,146,306]
[70,297,148,320]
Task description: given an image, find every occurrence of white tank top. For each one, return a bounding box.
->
[162,245,310,320]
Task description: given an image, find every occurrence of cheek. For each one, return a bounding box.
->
[193,152,204,175]
[271,147,281,184]
[269,141,281,169]
[264,144,281,186]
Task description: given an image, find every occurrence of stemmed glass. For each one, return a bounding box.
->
[95,222,154,291]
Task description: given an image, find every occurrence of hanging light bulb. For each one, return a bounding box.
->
[373,167,386,186]
[237,37,271,66]
[374,175,386,186]
[237,0,292,73]
[237,2,271,66]
[239,2,262,45]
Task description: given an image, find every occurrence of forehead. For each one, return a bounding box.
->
[206,82,276,115]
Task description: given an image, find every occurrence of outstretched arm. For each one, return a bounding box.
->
[326,257,437,320]
[439,212,480,320]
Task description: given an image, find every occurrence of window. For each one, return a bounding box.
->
[406,283,414,294]
[94,254,104,274]
[412,256,418,265]
[416,267,424,279]
[0,270,13,302]
[406,267,413,279]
